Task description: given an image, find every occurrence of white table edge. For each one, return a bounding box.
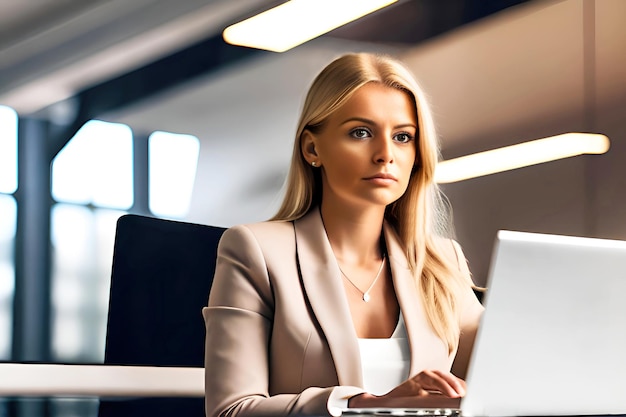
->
[0,363,204,398]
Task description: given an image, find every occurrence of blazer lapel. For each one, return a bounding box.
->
[383,223,449,376]
[294,209,363,386]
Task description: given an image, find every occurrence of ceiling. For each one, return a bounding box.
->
[0,0,530,118]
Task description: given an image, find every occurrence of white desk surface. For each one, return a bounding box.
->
[0,363,204,397]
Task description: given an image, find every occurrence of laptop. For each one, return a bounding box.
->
[346,230,626,417]
[462,230,626,416]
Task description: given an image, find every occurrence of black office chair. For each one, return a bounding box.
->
[98,214,225,417]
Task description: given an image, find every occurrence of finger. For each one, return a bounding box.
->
[424,370,465,397]
[412,370,465,398]
[413,394,462,409]
[430,370,467,396]
[416,387,429,397]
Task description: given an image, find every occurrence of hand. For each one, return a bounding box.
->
[385,369,466,398]
[348,370,466,409]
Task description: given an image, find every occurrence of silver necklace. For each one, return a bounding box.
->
[337,254,386,303]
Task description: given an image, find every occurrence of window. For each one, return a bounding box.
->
[52,120,133,209]
[0,196,16,360]
[149,131,200,218]
[0,105,17,360]
[50,204,121,362]
[50,120,132,362]
[0,106,18,194]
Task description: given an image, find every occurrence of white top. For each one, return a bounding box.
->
[357,313,410,395]
[326,314,411,415]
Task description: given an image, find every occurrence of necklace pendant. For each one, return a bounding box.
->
[363,293,371,303]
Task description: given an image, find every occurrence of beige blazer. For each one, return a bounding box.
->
[204,208,483,417]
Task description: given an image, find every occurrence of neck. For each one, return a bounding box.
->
[320,200,385,264]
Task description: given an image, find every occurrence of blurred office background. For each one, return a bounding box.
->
[0,0,624,415]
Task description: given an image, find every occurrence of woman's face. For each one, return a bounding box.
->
[303,82,418,210]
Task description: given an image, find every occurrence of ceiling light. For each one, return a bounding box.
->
[435,133,610,184]
[223,0,398,52]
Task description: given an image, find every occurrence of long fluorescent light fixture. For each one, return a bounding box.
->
[223,0,398,52]
[435,133,610,184]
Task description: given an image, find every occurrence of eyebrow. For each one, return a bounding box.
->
[340,117,417,130]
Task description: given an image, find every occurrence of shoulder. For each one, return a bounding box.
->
[225,219,294,239]
[220,220,296,255]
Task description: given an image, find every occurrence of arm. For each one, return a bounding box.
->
[204,225,356,417]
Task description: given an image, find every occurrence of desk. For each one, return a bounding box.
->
[0,363,204,397]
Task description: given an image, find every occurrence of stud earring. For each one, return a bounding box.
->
[311,161,317,167]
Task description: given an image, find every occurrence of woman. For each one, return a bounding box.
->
[203,53,483,417]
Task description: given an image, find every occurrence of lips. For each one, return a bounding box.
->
[364,173,398,181]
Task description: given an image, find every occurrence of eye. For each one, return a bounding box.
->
[349,128,371,140]
[394,132,414,144]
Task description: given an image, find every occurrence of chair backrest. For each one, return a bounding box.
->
[99,214,225,417]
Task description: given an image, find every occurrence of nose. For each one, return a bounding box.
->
[373,136,394,164]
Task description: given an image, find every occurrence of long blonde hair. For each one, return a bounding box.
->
[272,53,465,353]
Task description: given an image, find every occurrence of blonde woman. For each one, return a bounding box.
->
[203,53,483,417]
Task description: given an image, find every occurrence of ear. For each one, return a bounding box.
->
[301,130,320,166]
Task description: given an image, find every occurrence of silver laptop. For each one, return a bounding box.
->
[462,230,626,416]
[346,230,626,416]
